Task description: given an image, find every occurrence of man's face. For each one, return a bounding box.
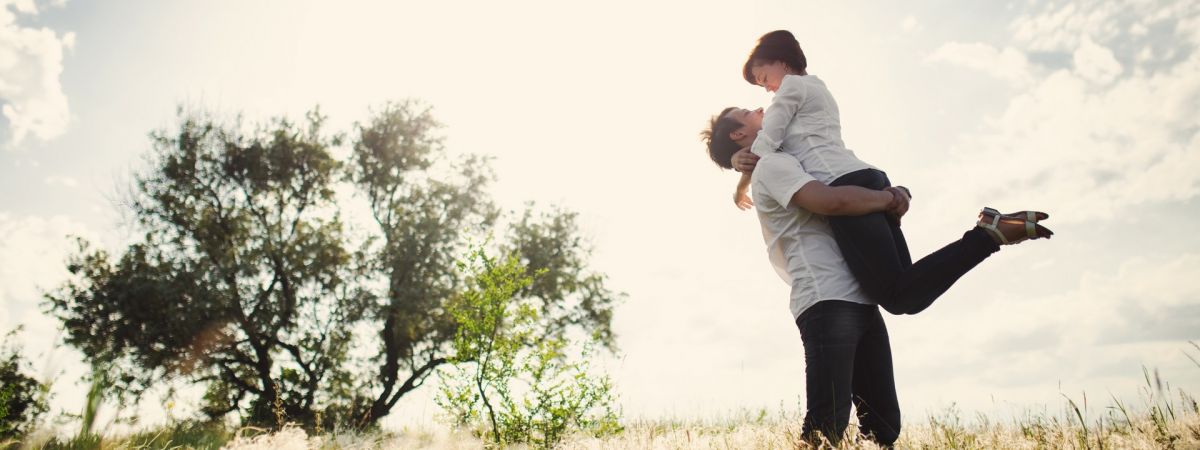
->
[727,107,764,147]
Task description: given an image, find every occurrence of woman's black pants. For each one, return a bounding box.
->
[829,169,1001,315]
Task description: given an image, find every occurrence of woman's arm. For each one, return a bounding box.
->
[733,171,754,210]
[731,147,760,172]
[749,76,807,157]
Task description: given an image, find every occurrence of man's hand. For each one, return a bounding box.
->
[731,147,759,173]
[884,186,911,226]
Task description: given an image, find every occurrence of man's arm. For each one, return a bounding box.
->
[790,181,896,216]
[755,153,907,218]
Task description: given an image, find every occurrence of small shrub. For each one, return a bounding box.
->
[437,247,621,448]
[0,328,48,440]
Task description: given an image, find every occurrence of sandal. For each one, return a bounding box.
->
[981,207,1049,222]
[978,207,1054,245]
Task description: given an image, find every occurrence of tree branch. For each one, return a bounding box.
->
[385,356,447,412]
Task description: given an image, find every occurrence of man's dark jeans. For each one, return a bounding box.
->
[829,168,1001,315]
[796,300,900,447]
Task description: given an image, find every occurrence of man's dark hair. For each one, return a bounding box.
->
[700,107,742,170]
[742,30,808,85]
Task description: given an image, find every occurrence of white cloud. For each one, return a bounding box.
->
[923,0,1200,226]
[44,174,77,187]
[1003,254,1200,348]
[902,15,921,33]
[1073,35,1122,84]
[1129,21,1148,37]
[60,30,74,50]
[12,156,37,167]
[1010,0,1196,52]
[1180,11,1200,45]
[0,0,73,147]
[898,2,1200,411]
[0,212,94,338]
[1010,1,1121,52]
[1135,46,1153,64]
[891,252,1200,414]
[0,0,33,17]
[927,42,1034,85]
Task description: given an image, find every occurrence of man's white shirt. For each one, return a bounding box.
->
[751,152,873,319]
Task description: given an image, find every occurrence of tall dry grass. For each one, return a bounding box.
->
[206,407,1200,450]
[213,390,1200,450]
[11,397,1197,449]
[12,358,1200,449]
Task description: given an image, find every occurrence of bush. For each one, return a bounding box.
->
[0,328,48,440]
[437,247,621,448]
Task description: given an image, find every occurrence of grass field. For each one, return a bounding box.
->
[8,389,1199,449]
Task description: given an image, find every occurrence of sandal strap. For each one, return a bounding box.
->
[977,210,1009,244]
[980,225,1008,244]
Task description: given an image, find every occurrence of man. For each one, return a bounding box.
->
[703,106,1042,446]
[703,106,908,446]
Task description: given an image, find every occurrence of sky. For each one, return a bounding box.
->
[2,0,1199,434]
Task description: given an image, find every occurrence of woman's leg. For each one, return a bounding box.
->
[796,300,871,446]
[888,218,913,272]
[851,307,902,447]
[890,228,998,314]
[829,169,1000,314]
[829,169,910,312]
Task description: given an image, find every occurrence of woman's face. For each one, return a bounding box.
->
[750,60,790,93]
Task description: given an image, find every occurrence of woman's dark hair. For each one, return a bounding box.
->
[742,30,807,85]
[700,107,742,170]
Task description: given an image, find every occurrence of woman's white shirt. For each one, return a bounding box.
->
[749,74,875,184]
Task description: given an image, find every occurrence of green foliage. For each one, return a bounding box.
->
[32,421,231,450]
[43,100,619,430]
[46,108,359,428]
[0,328,48,440]
[125,421,232,449]
[437,247,621,448]
[36,433,101,450]
[339,101,498,427]
[505,207,618,351]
